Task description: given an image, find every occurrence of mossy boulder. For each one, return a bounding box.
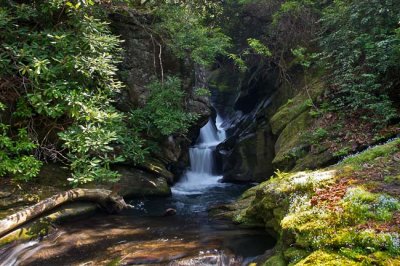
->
[293,149,335,171]
[263,253,286,266]
[141,159,175,184]
[232,138,400,265]
[83,165,172,198]
[270,77,333,172]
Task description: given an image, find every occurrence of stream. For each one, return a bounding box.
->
[0,115,275,266]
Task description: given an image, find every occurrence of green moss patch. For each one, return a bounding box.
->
[270,79,324,136]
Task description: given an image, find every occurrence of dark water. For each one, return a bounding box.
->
[0,184,275,266]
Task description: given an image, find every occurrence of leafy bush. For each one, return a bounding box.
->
[130,77,198,138]
[0,119,42,181]
[0,1,134,185]
[229,0,400,126]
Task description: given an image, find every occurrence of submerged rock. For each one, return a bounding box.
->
[163,208,177,216]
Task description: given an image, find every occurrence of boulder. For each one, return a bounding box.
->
[110,166,172,198]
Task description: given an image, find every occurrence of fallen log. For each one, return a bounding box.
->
[0,188,129,238]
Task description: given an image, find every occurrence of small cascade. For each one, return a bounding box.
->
[172,115,226,195]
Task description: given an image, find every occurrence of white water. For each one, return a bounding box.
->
[0,240,39,266]
[172,115,226,195]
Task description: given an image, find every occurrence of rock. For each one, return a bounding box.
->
[110,13,211,177]
[141,159,175,184]
[162,208,176,216]
[108,166,172,198]
[170,251,243,266]
[231,139,400,265]
[221,127,275,182]
[272,111,312,170]
[296,250,359,266]
[0,192,12,199]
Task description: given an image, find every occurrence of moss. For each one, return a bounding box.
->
[240,185,258,199]
[0,219,51,246]
[296,250,359,266]
[0,202,99,247]
[384,174,400,184]
[263,253,286,266]
[293,149,334,171]
[208,67,242,92]
[270,79,324,135]
[106,257,122,266]
[284,247,310,265]
[141,159,174,181]
[273,111,312,170]
[340,138,400,169]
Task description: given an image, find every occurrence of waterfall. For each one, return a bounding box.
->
[172,115,226,195]
[0,240,41,266]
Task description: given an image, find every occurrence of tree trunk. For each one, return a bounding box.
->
[0,188,129,238]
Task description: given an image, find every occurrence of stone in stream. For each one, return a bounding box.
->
[163,208,177,216]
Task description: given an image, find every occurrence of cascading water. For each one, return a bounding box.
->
[172,115,226,195]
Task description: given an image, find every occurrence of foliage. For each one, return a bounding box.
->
[229,38,272,71]
[194,87,211,97]
[320,0,400,124]
[0,0,139,185]
[130,76,198,139]
[154,3,231,66]
[135,0,224,21]
[342,187,400,223]
[0,103,42,181]
[339,138,400,169]
[0,0,229,185]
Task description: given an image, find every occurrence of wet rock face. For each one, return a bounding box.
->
[221,127,275,183]
[211,63,280,183]
[212,58,329,183]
